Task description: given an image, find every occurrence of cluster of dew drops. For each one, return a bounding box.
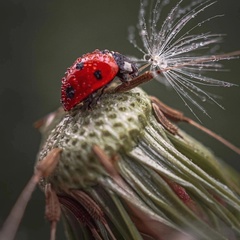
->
[128,0,238,118]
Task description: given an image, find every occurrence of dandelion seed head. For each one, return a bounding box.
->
[129,0,239,117]
[144,53,168,69]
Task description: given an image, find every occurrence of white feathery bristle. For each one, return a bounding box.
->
[129,0,239,118]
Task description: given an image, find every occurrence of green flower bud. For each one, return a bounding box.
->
[37,87,240,240]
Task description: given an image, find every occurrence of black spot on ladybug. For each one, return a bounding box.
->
[66,86,75,99]
[76,62,84,70]
[94,70,102,80]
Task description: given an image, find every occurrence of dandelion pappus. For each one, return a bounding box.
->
[126,0,240,118]
[61,49,138,111]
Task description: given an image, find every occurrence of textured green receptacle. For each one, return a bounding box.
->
[37,87,240,240]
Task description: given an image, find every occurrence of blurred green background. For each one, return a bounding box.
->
[0,0,239,239]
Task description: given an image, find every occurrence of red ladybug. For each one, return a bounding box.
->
[61,49,138,111]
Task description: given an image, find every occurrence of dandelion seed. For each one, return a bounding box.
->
[129,0,240,118]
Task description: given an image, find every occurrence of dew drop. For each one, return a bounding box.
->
[223,82,231,87]
[143,54,151,61]
[140,30,148,36]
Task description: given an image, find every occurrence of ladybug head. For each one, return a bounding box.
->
[111,51,138,81]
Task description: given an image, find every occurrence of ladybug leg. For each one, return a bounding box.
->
[83,95,94,110]
[82,92,98,110]
[96,84,109,103]
[45,184,61,240]
[117,71,130,84]
[83,84,110,110]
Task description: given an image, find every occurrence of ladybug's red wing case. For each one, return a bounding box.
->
[61,51,119,111]
[61,49,138,111]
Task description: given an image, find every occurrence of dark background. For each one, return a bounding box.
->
[0,0,239,239]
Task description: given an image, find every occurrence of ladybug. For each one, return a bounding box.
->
[61,49,138,111]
